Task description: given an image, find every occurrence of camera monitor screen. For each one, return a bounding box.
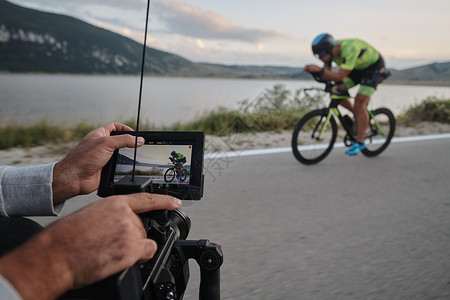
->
[98,131,204,200]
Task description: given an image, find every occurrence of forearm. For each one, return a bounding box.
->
[0,232,73,300]
[322,67,351,83]
[322,67,343,82]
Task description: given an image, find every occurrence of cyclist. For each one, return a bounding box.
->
[303,33,387,155]
[169,150,187,179]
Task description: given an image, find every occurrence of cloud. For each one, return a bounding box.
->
[152,0,285,44]
[195,39,205,49]
[14,0,287,45]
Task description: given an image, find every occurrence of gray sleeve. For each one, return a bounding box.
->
[0,275,22,300]
[0,163,64,217]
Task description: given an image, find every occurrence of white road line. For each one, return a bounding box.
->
[204,133,450,159]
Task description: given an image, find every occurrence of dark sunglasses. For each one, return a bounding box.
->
[315,50,328,58]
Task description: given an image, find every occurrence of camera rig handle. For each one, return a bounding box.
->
[173,239,223,300]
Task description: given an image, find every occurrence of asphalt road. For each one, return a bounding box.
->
[33,137,450,300]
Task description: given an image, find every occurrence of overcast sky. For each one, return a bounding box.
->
[8,0,450,69]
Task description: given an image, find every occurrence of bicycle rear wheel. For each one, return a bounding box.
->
[292,109,338,165]
[362,107,396,157]
[180,169,188,181]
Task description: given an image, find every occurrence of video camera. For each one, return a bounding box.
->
[62,131,223,300]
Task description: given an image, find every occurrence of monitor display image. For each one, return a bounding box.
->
[114,142,194,187]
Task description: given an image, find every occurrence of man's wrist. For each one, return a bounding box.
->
[52,161,79,204]
[319,67,325,77]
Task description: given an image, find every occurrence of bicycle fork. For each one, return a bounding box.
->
[314,108,339,140]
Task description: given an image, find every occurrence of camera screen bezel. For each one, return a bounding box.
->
[98,131,204,200]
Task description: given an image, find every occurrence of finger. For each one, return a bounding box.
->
[108,122,135,132]
[124,193,182,214]
[137,239,158,262]
[99,122,134,133]
[86,122,135,140]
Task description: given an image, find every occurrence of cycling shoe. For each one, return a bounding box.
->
[345,142,366,156]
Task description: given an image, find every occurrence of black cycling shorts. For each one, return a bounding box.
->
[346,56,386,89]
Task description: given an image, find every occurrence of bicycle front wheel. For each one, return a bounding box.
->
[292,109,338,165]
[362,107,396,157]
[164,168,176,182]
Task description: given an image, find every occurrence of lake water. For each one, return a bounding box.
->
[1,74,450,127]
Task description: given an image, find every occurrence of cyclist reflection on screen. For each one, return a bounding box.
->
[303,33,387,156]
[169,151,187,180]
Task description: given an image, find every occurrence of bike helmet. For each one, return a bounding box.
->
[312,33,335,58]
[171,151,176,156]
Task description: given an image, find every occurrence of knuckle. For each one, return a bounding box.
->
[109,197,133,215]
[108,196,125,208]
[118,219,135,232]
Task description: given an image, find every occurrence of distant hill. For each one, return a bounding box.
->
[388,62,450,85]
[0,0,299,77]
[0,0,449,84]
[0,0,240,76]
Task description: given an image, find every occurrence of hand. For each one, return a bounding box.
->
[303,64,322,73]
[52,122,145,203]
[0,193,182,300]
[333,83,348,90]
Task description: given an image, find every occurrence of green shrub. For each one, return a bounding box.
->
[398,97,450,125]
[168,84,321,135]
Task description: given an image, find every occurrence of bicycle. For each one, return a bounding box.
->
[164,162,188,182]
[291,71,395,165]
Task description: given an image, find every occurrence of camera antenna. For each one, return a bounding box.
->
[131,0,151,182]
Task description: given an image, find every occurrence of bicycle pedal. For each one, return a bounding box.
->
[343,134,353,147]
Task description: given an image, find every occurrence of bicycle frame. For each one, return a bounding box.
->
[315,97,385,142]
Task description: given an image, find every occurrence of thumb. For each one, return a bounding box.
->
[125,193,182,214]
[108,134,145,150]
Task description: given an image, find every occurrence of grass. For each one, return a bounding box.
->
[1,85,449,150]
[0,121,95,150]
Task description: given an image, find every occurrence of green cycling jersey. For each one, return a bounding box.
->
[333,39,380,71]
[173,153,186,165]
